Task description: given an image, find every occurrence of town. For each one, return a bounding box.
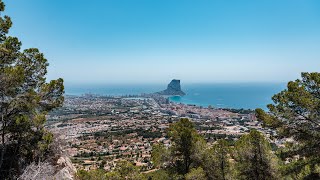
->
[47,94,276,172]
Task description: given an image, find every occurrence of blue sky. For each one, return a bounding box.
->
[4,0,320,84]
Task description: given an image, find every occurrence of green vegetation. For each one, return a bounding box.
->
[233,130,279,179]
[152,119,233,179]
[76,160,145,180]
[185,167,206,180]
[151,119,281,180]
[256,72,320,179]
[208,139,231,180]
[0,0,64,178]
[168,118,203,175]
[145,169,170,180]
[222,108,254,114]
[138,129,163,139]
[151,143,170,169]
[77,169,107,180]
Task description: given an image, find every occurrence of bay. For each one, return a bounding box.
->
[65,83,286,110]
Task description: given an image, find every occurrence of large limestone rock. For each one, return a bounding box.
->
[156,79,186,96]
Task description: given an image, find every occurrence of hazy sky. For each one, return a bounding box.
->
[5,0,320,84]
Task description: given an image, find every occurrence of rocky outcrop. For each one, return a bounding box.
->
[18,156,76,180]
[156,79,186,96]
[54,156,77,180]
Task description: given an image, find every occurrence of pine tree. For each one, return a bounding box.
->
[211,139,230,180]
[196,139,231,180]
[256,72,320,178]
[168,118,202,175]
[233,130,279,180]
[0,0,64,178]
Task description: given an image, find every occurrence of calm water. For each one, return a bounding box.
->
[65,83,286,110]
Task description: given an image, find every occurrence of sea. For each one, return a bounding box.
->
[65,83,286,110]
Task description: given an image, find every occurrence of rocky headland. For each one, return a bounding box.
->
[155,79,186,96]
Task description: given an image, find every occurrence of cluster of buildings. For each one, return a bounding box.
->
[47,94,274,172]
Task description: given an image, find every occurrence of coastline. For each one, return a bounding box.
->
[65,83,284,110]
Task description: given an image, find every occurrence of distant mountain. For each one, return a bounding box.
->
[155,79,186,96]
